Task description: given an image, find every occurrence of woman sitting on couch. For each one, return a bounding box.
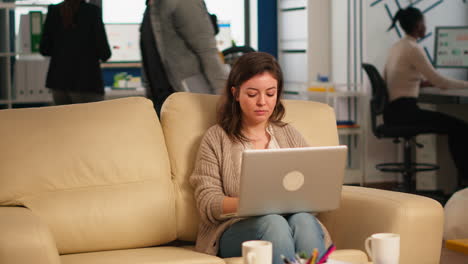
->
[190,52,328,264]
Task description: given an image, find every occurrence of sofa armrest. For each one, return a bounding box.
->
[319,186,443,264]
[0,207,61,264]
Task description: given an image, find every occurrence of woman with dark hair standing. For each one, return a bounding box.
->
[40,0,111,105]
[190,52,330,264]
[384,7,468,187]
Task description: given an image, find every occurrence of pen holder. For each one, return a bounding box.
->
[295,258,331,264]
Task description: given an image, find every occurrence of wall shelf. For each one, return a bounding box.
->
[0,4,144,109]
[338,127,363,135]
[0,3,49,9]
[0,3,52,109]
[282,81,367,186]
[101,62,142,69]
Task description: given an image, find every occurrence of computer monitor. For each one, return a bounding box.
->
[104,23,141,63]
[434,26,468,69]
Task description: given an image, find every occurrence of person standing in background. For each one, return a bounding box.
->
[40,0,111,105]
[140,0,227,116]
[384,7,468,187]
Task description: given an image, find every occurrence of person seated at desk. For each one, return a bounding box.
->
[384,7,468,186]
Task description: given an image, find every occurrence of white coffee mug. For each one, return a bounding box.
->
[242,240,272,264]
[365,233,400,264]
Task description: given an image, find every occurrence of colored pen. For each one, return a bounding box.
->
[281,254,292,264]
[310,248,318,264]
[317,244,336,264]
[294,253,303,264]
[306,248,318,264]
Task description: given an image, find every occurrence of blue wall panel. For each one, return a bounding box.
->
[258,0,278,57]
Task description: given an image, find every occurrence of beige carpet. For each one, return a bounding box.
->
[440,244,468,263]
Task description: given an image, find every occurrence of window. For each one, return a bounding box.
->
[205,0,245,49]
[102,0,145,24]
[99,0,247,51]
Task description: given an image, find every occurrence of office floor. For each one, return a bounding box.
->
[414,190,451,206]
[440,243,468,263]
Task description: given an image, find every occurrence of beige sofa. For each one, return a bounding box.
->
[0,92,443,264]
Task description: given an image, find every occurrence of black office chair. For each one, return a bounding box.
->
[222,45,256,67]
[362,63,439,193]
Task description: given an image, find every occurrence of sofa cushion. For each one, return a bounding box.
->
[60,247,225,264]
[282,99,339,147]
[160,92,339,241]
[0,97,176,254]
[161,93,219,241]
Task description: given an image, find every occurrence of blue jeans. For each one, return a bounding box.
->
[218,213,325,264]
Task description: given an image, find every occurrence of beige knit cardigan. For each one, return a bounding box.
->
[190,123,331,255]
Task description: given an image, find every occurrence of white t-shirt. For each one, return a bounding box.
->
[242,124,280,150]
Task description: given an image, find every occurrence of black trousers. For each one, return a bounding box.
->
[140,8,174,117]
[51,89,104,105]
[384,97,468,181]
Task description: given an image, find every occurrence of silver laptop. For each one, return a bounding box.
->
[221,145,348,218]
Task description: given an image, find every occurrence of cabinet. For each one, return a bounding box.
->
[0,2,52,109]
[277,0,331,85]
[0,1,144,109]
[283,82,367,186]
[320,88,367,186]
[277,0,367,186]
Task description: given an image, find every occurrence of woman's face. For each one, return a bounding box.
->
[232,72,278,127]
[414,17,426,39]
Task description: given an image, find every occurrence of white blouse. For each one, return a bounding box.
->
[243,124,280,150]
[384,35,468,102]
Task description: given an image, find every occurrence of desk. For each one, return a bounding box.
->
[105,87,146,100]
[418,87,468,194]
[420,87,468,104]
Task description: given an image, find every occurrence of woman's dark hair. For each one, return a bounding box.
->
[217,52,286,143]
[60,0,82,29]
[387,7,424,34]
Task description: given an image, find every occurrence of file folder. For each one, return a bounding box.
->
[29,11,43,53]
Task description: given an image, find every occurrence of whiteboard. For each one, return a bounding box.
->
[102,0,145,24]
[105,23,141,63]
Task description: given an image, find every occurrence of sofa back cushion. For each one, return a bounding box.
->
[0,97,176,254]
[160,92,338,241]
[160,93,219,241]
